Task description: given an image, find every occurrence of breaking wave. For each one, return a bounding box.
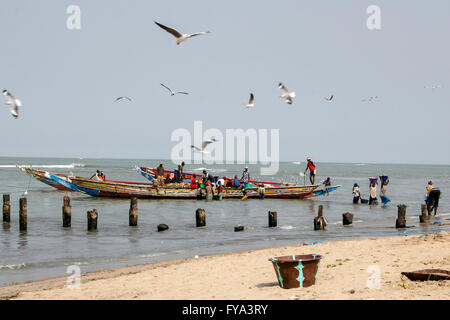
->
[0,163,85,169]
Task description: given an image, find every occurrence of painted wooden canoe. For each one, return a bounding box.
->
[21,167,73,191]
[22,167,154,192]
[304,185,342,198]
[401,269,450,281]
[136,166,287,187]
[53,174,320,199]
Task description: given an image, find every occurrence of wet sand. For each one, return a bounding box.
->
[1,231,449,300]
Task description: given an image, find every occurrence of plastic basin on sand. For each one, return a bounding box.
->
[269,254,323,289]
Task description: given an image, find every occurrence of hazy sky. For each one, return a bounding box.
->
[1,1,449,164]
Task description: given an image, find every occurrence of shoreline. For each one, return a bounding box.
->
[1,231,449,300]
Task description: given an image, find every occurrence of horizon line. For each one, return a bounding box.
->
[0,155,449,166]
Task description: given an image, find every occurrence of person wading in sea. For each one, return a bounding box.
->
[304,157,317,184]
[205,181,213,201]
[426,181,441,216]
[352,183,360,204]
[379,175,391,205]
[369,181,378,205]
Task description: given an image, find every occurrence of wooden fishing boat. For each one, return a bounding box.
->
[401,269,450,281]
[136,166,287,187]
[304,185,342,198]
[21,167,72,191]
[46,172,320,199]
[22,167,154,192]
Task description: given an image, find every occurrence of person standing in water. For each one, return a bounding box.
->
[304,157,317,184]
[352,183,360,204]
[205,181,213,201]
[426,181,441,216]
[369,180,378,205]
[379,175,391,205]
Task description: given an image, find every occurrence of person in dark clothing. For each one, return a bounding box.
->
[174,169,181,183]
[156,163,165,186]
[352,183,360,204]
[426,181,441,216]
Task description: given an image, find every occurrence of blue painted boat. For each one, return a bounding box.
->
[305,185,341,198]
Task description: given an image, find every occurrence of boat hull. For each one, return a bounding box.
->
[22,167,72,191]
[69,177,319,199]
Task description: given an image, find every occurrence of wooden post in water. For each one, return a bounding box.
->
[396,204,407,228]
[419,204,430,223]
[343,212,354,226]
[129,198,138,227]
[196,208,206,227]
[268,211,277,228]
[87,209,98,231]
[3,194,10,223]
[314,205,326,230]
[19,197,27,231]
[62,196,72,228]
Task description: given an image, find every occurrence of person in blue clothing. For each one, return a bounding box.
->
[232,175,241,188]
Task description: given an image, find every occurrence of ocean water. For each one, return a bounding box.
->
[0,157,449,287]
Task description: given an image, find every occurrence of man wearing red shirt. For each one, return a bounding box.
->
[304,157,317,184]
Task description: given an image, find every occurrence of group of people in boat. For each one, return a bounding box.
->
[153,163,263,200]
[90,170,105,181]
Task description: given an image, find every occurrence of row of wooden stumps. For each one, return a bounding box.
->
[313,205,354,230]
[1,195,434,232]
[3,194,27,231]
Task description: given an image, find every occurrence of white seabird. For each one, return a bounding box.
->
[424,84,442,90]
[3,89,21,118]
[362,96,378,102]
[278,83,296,104]
[245,93,254,109]
[160,83,189,96]
[324,95,334,102]
[191,138,217,154]
[114,96,132,102]
[154,21,210,45]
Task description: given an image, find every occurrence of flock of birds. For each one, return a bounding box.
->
[2,20,444,119]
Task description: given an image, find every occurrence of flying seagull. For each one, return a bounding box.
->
[3,89,21,118]
[424,84,442,90]
[278,83,296,104]
[154,21,210,45]
[362,96,378,102]
[160,83,189,96]
[191,138,217,154]
[245,93,254,109]
[114,96,132,102]
[324,95,334,102]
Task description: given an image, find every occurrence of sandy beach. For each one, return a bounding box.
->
[0,231,449,300]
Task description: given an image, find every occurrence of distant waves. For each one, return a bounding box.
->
[0,163,85,169]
